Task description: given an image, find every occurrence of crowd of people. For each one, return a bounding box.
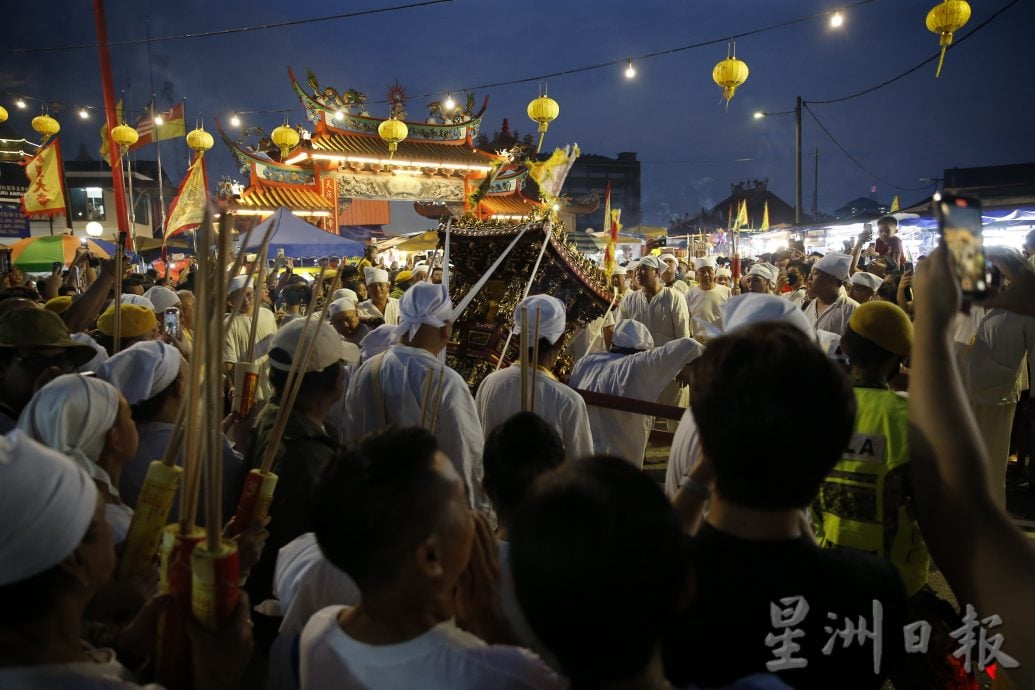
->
[0,224,1034,690]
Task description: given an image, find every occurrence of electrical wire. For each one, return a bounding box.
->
[803,103,933,191]
[1,0,451,54]
[807,0,1022,105]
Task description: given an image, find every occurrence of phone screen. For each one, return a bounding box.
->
[936,194,987,298]
[164,308,181,339]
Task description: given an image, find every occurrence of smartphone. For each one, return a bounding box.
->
[52,261,63,271]
[935,193,987,300]
[164,307,181,340]
[0,250,11,274]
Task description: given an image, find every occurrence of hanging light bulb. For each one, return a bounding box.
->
[15,98,26,109]
[624,60,636,79]
[153,114,164,126]
[753,111,765,119]
[830,11,844,28]
[78,107,90,119]
[230,113,241,127]
[334,109,345,121]
[443,94,456,111]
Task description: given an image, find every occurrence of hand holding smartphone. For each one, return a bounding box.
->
[935,193,988,300]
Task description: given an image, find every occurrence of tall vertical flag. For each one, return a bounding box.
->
[165,152,208,237]
[734,198,749,230]
[99,99,123,167]
[889,195,900,213]
[761,201,770,231]
[601,182,616,273]
[21,138,68,218]
[131,102,185,151]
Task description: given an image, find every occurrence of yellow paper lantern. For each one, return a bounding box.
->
[111,123,139,148]
[186,127,214,155]
[0,106,7,124]
[31,114,60,143]
[713,55,750,109]
[377,117,408,160]
[926,0,971,78]
[527,95,559,154]
[271,124,300,160]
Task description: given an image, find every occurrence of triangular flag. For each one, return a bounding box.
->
[761,201,770,231]
[889,195,900,213]
[21,137,68,218]
[165,152,209,237]
[734,198,748,230]
[99,99,123,168]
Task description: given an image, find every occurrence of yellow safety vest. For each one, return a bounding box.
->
[813,387,930,596]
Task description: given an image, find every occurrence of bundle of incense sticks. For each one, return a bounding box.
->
[236,222,276,417]
[419,366,445,432]
[530,307,542,413]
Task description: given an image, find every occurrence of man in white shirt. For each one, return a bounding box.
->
[714,266,732,288]
[781,261,809,307]
[685,256,731,341]
[569,320,702,468]
[301,427,561,690]
[357,267,400,326]
[223,275,279,403]
[661,253,689,296]
[344,282,487,511]
[804,252,859,337]
[848,271,884,304]
[476,295,594,462]
[620,256,691,427]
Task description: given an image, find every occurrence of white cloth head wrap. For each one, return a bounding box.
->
[611,319,654,351]
[814,252,853,282]
[363,267,389,285]
[694,256,716,270]
[625,261,640,273]
[17,374,122,498]
[850,272,884,292]
[96,341,183,405]
[228,275,253,294]
[720,293,814,340]
[412,262,429,275]
[328,297,358,317]
[513,294,566,345]
[270,319,344,373]
[143,286,181,312]
[638,256,665,272]
[332,288,358,303]
[0,430,98,586]
[395,282,453,342]
[360,325,396,360]
[119,293,155,310]
[71,331,109,373]
[747,263,777,283]
[660,254,678,266]
[715,267,732,278]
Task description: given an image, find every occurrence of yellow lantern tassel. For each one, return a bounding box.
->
[191,539,240,632]
[935,33,953,78]
[118,462,183,579]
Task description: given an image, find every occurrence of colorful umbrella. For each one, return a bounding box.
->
[9,235,112,272]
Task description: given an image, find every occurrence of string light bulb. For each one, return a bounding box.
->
[153,114,164,126]
[624,60,636,79]
[78,107,90,119]
[230,113,241,127]
[753,111,765,119]
[443,94,455,111]
[15,98,26,109]
[830,11,844,28]
[334,110,345,121]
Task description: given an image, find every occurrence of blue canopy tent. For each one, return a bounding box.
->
[242,208,365,258]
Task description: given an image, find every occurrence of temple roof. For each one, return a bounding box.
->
[291,131,496,171]
[479,192,542,219]
[235,186,332,216]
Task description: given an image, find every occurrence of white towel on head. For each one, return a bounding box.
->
[394,282,453,342]
[228,275,253,294]
[513,294,567,345]
[815,253,853,282]
[17,374,122,498]
[0,430,98,586]
[720,293,814,340]
[359,325,396,360]
[332,288,358,303]
[363,267,389,285]
[119,293,155,310]
[96,340,183,405]
[328,297,357,318]
[612,319,654,351]
[143,285,181,312]
[694,256,716,270]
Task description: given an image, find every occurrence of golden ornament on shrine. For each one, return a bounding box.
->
[926,0,971,78]
[31,113,60,143]
[527,93,559,154]
[377,117,408,160]
[111,123,139,148]
[713,48,750,109]
[271,124,300,160]
[186,127,214,155]
[0,106,8,124]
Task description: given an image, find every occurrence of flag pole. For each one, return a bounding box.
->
[145,20,170,252]
[92,0,131,240]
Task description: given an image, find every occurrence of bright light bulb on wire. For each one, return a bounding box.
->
[153,114,164,126]
[753,111,765,119]
[15,98,26,109]
[230,113,241,127]
[443,94,455,111]
[624,60,636,79]
[830,11,844,28]
[78,107,89,119]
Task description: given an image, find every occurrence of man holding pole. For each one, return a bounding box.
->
[223,276,278,404]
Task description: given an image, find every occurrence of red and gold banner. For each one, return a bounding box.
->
[166,152,208,237]
[21,137,68,218]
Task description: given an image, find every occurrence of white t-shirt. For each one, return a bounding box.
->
[223,307,278,402]
[275,533,362,636]
[357,298,400,326]
[299,606,562,690]
[685,285,731,339]
[803,293,859,338]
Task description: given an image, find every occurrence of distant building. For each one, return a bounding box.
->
[906,162,1035,211]
[560,152,641,231]
[833,196,889,221]
[675,179,795,232]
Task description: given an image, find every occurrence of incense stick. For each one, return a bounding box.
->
[530,307,541,413]
[419,370,433,430]
[160,401,188,468]
[520,307,529,412]
[245,224,275,362]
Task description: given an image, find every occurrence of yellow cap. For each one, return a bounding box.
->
[96,303,158,337]
[43,296,73,315]
[394,270,414,284]
[848,301,913,356]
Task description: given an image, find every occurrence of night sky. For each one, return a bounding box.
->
[4,0,1034,228]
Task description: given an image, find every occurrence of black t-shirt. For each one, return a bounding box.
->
[663,523,907,690]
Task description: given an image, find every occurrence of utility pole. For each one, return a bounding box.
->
[812,148,819,223]
[795,96,802,226]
